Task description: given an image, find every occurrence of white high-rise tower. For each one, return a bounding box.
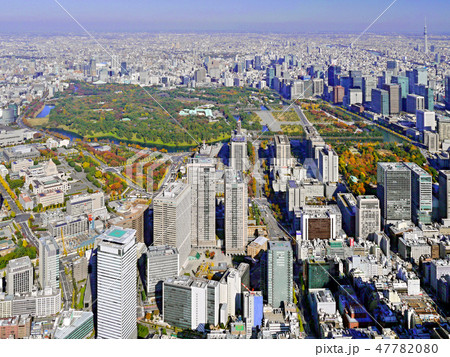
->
[97,226,137,339]
[424,18,428,54]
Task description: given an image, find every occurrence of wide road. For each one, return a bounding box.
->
[59,260,73,311]
[254,197,288,239]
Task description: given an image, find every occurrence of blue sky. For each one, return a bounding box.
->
[1,0,449,34]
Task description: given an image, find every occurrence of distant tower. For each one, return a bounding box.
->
[424,18,428,54]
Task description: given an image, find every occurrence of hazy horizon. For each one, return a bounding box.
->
[1,0,449,35]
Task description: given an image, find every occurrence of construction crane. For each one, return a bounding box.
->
[61,228,67,256]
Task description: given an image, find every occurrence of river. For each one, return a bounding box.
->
[36,105,55,118]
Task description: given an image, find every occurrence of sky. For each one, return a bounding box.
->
[1,0,449,35]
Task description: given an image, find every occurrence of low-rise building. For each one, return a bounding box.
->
[36,189,64,208]
[53,310,94,339]
[0,315,31,339]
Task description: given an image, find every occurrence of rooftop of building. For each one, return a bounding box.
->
[337,192,357,208]
[274,134,290,145]
[378,161,410,171]
[147,245,178,257]
[7,256,32,270]
[157,182,189,200]
[269,241,292,251]
[98,226,136,246]
[310,288,335,303]
[53,310,93,339]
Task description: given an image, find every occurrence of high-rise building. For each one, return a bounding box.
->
[110,55,119,71]
[318,146,339,184]
[372,89,389,116]
[328,65,341,87]
[6,257,33,296]
[392,76,409,99]
[146,245,179,296]
[254,55,262,70]
[274,135,292,167]
[163,276,219,331]
[296,205,341,240]
[406,94,425,114]
[230,121,248,172]
[383,84,400,114]
[266,67,275,88]
[387,60,399,76]
[242,291,263,334]
[332,85,345,104]
[416,110,436,132]
[224,169,248,255]
[439,171,450,221]
[438,116,450,142]
[153,182,192,268]
[38,236,59,290]
[340,76,352,95]
[362,76,377,103]
[414,67,428,87]
[194,68,206,82]
[404,162,432,225]
[445,75,450,110]
[414,84,434,111]
[89,58,96,77]
[349,70,362,89]
[262,241,293,308]
[187,157,216,248]
[391,75,410,111]
[377,162,411,226]
[96,226,137,339]
[355,195,381,240]
[116,201,148,244]
[424,19,428,54]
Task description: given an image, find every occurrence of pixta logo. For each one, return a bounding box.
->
[124,149,171,198]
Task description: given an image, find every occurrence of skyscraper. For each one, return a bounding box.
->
[224,169,248,255]
[372,89,389,116]
[445,75,450,110]
[362,76,377,103]
[243,291,263,334]
[6,256,33,296]
[163,276,219,331]
[38,236,60,290]
[153,182,192,268]
[262,241,293,308]
[424,18,428,54]
[387,60,399,76]
[146,245,179,296]
[406,94,425,114]
[230,121,248,172]
[414,67,428,87]
[377,162,411,226]
[274,135,292,167]
[187,157,216,248]
[439,170,450,221]
[318,146,339,184]
[391,75,410,110]
[96,226,137,339]
[382,84,400,114]
[355,195,381,240]
[328,65,341,87]
[89,58,96,77]
[416,110,436,132]
[254,55,262,70]
[349,70,362,89]
[414,84,434,111]
[404,162,432,225]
